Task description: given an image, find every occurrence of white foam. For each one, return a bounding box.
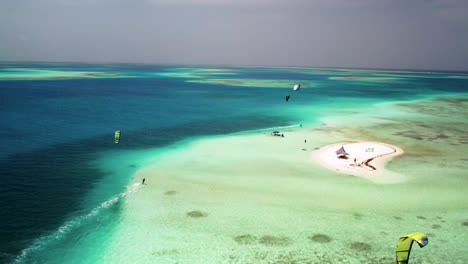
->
[12,183,143,263]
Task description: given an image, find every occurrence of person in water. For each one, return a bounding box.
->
[142,178,146,184]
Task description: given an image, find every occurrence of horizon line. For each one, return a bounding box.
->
[1,59,468,74]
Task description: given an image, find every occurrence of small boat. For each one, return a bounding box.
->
[293,84,301,91]
[114,130,121,143]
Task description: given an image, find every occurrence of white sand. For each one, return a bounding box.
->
[313,142,404,183]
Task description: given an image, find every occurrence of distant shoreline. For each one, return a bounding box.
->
[1,61,467,75]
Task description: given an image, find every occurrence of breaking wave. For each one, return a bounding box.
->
[12,183,143,264]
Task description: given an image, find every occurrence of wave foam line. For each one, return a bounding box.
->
[12,183,143,264]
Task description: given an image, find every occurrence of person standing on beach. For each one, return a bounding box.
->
[142,178,145,184]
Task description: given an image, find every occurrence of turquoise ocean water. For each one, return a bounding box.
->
[0,63,467,263]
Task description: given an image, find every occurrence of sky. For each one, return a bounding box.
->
[0,0,467,71]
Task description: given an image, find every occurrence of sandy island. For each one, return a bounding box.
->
[313,141,404,183]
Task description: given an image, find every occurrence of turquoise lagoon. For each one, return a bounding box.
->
[0,63,467,263]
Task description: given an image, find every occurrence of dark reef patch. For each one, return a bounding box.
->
[435,133,449,140]
[394,130,424,140]
[164,190,177,195]
[308,234,332,243]
[353,212,363,220]
[186,210,208,218]
[416,216,426,220]
[350,242,372,251]
[233,234,257,245]
[432,224,441,229]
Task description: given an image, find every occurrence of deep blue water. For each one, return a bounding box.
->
[0,63,467,263]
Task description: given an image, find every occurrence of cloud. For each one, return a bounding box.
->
[1,0,467,70]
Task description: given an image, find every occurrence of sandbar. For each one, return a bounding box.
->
[313,141,404,183]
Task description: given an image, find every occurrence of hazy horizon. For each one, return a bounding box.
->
[1,0,467,71]
[3,60,468,74]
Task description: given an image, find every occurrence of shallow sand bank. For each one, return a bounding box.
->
[313,141,404,183]
[101,96,468,263]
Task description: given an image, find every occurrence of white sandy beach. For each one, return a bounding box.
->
[313,141,404,183]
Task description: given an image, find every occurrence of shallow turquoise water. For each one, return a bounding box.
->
[0,63,467,263]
